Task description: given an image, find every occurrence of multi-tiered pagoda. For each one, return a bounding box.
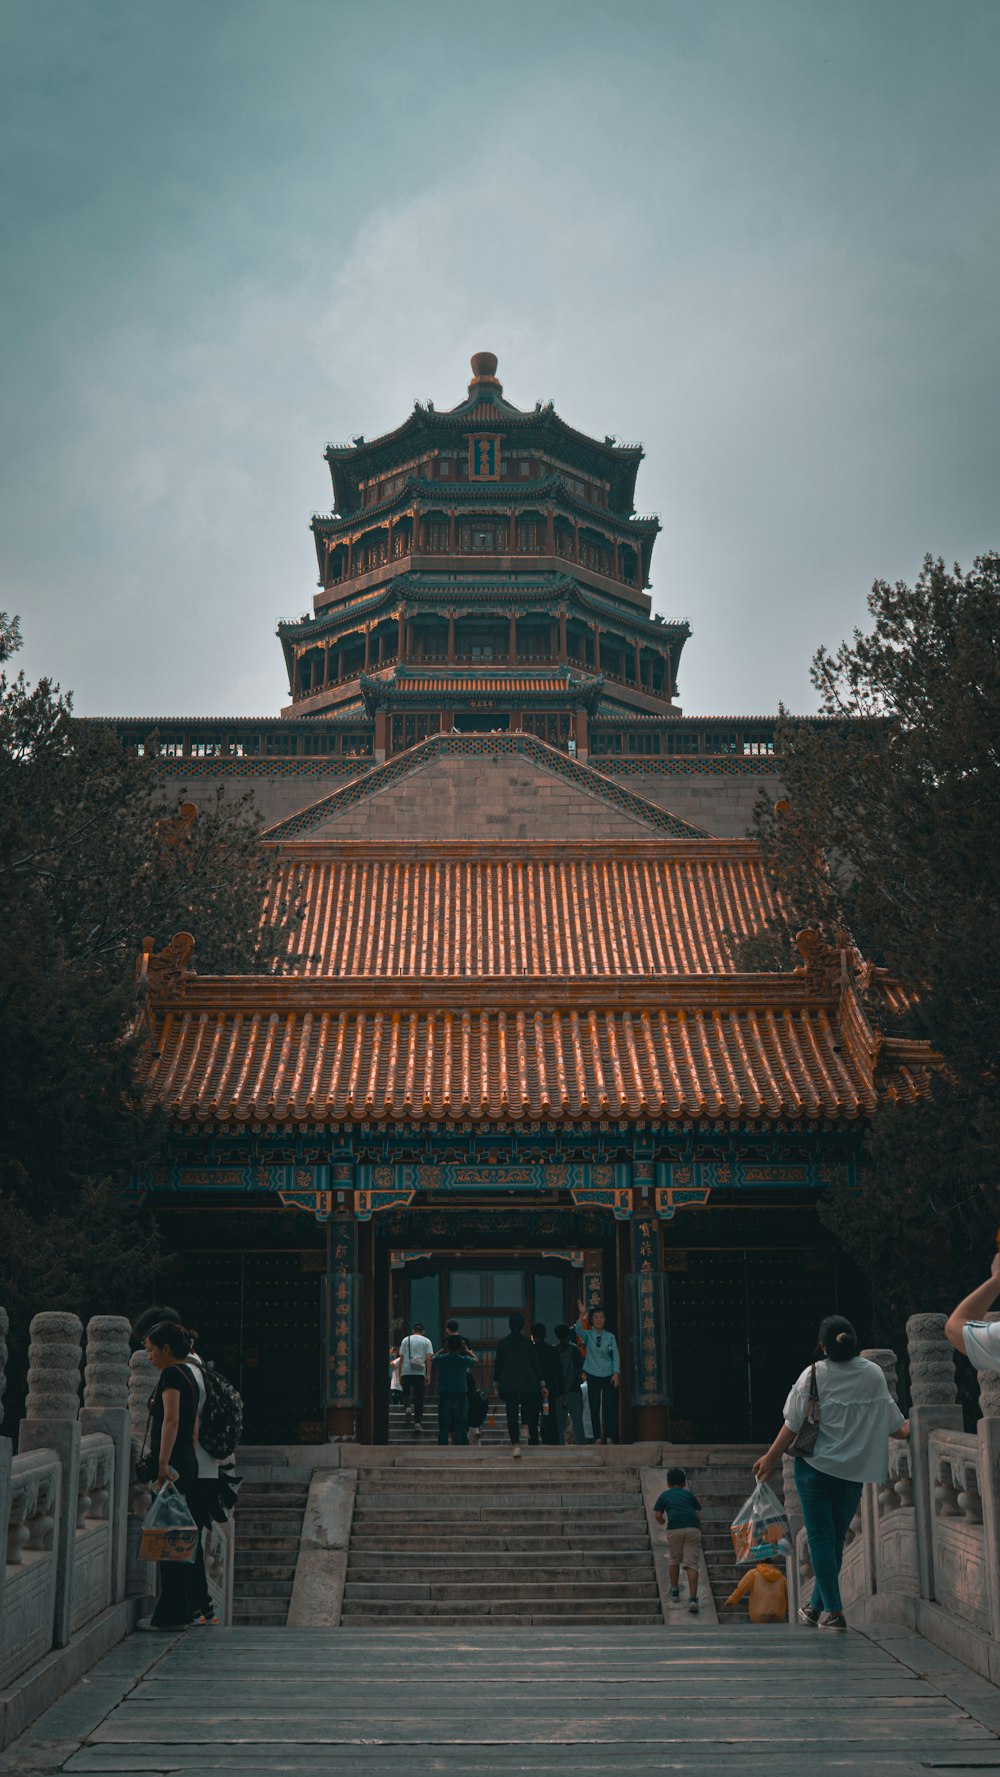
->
[95,354,931,1449]
[277,352,686,761]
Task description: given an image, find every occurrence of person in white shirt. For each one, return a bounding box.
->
[398,1322,434,1433]
[754,1314,909,1632]
[945,1251,1000,1369]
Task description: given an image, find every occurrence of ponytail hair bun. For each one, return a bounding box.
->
[817,1314,858,1362]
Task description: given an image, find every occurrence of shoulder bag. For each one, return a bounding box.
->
[788,1362,821,1456]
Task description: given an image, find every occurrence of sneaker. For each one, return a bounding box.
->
[195,1613,220,1626]
[511,1444,521,1459]
[668,1586,680,1601]
[818,1611,847,1631]
[797,1605,820,1627]
[413,1422,422,1434]
[688,1598,699,1614]
[404,1407,412,1425]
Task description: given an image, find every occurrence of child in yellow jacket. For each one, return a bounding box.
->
[725,1562,788,1623]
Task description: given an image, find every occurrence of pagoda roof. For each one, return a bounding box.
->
[358,666,605,715]
[276,575,689,656]
[311,473,660,535]
[324,354,646,516]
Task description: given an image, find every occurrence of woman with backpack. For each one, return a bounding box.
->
[140,1319,206,1631]
[753,1314,909,1632]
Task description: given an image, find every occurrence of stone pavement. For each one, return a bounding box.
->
[2,1623,1000,1775]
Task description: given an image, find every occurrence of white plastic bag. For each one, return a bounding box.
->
[730,1481,791,1565]
[138,1480,199,1564]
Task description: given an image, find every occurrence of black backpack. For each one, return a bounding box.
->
[557,1342,583,1395]
[194,1360,244,1459]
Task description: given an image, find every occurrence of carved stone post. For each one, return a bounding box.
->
[81,1316,132,1604]
[0,1307,10,1649]
[906,1312,962,1603]
[972,1311,1000,1639]
[19,1312,83,1647]
[127,1348,156,1602]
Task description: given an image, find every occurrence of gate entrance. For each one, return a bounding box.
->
[394,1256,577,1387]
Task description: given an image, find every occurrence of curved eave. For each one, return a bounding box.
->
[324,406,646,516]
[144,980,890,1129]
[311,474,659,538]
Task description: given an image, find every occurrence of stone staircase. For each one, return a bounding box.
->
[341,1452,661,1626]
[231,1469,311,1626]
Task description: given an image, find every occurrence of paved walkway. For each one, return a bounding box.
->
[3,1624,1000,1775]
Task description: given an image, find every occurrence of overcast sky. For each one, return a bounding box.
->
[2,0,998,719]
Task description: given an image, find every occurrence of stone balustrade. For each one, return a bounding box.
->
[0,1302,234,1726]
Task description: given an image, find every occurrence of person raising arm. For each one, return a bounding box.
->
[945,1251,1000,1367]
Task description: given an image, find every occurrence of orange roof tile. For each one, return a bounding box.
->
[147,993,895,1127]
[265,843,775,978]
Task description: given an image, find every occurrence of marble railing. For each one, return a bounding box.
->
[1,1448,61,1689]
[784,1314,1000,1683]
[0,1307,234,1701]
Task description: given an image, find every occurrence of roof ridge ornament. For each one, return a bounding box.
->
[468,350,502,397]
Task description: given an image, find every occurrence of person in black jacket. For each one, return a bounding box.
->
[492,1313,543,1458]
[553,1324,586,1445]
[531,1323,562,1445]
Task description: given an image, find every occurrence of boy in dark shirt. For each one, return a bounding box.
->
[653,1465,702,1614]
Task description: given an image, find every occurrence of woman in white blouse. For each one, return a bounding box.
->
[754,1315,909,1631]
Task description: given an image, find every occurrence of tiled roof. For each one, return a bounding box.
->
[145,993,902,1126]
[265,846,774,978]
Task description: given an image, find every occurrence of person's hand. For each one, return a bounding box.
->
[611,1374,620,1389]
[752,1455,774,1483]
[577,1298,586,1318]
[155,1465,172,1489]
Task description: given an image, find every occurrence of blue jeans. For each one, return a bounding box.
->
[437,1391,469,1446]
[794,1457,863,1615]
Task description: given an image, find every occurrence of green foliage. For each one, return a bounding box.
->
[749,555,1000,1342]
[0,616,301,1422]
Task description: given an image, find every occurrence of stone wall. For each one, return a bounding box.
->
[306,752,662,841]
[155,758,783,839]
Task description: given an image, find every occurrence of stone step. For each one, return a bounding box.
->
[346,1551,654,1572]
[343,1580,660,1603]
[349,1528,650,1542]
[237,1579,298,1600]
[232,1471,309,1629]
[355,1490,635,1508]
[352,1503,646,1521]
[340,1597,662,1619]
[344,1612,663,1626]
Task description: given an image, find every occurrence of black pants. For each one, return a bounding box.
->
[151,1466,207,1627]
[585,1373,617,1442]
[540,1398,561,1445]
[401,1373,426,1422]
[502,1390,541,1445]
